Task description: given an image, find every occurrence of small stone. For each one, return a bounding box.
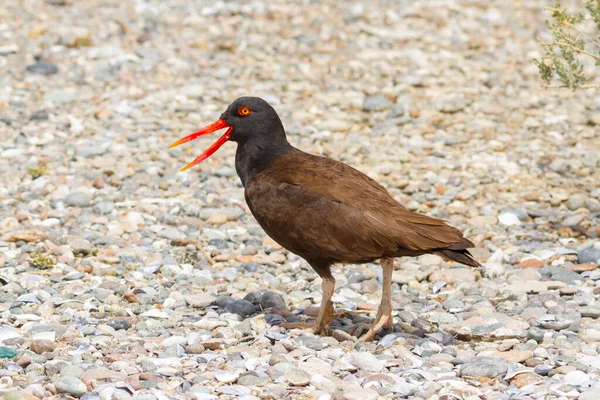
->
[578,247,600,265]
[343,388,379,400]
[436,93,471,113]
[216,296,234,308]
[351,352,383,372]
[70,239,92,256]
[237,372,269,386]
[107,319,131,330]
[460,358,507,378]
[539,266,582,284]
[517,259,543,269]
[534,364,552,376]
[30,339,55,354]
[566,194,586,210]
[225,300,256,317]
[528,327,546,342]
[498,211,521,226]
[30,110,49,121]
[185,293,216,308]
[158,228,183,241]
[564,370,590,386]
[363,95,392,111]
[549,365,576,377]
[388,103,406,118]
[495,350,533,363]
[261,291,286,309]
[26,61,58,75]
[66,192,91,207]
[565,263,597,272]
[243,291,263,305]
[284,367,310,386]
[561,214,585,228]
[580,388,600,400]
[580,307,600,319]
[428,269,455,284]
[511,372,541,388]
[214,369,240,383]
[55,376,87,397]
[61,364,84,378]
[185,344,205,354]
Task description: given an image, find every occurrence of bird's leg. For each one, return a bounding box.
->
[361,258,394,341]
[281,266,335,335]
[312,274,335,334]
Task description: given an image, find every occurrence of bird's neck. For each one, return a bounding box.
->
[235,138,292,187]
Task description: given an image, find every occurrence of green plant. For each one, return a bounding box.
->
[29,251,56,269]
[535,0,600,89]
[27,163,47,179]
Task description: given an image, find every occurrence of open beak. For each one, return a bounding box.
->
[169,119,233,171]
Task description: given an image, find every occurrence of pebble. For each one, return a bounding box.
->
[26,61,58,75]
[563,370,590,386]
[343,388,379,400]
[579,247,600,265]
[225,300,256,317]
[260,291,286,309]
[55,376,87,397]
[363,95,392,111]
[284,367,311,386]
[185,293,216,308]
[65,192,91,207]
[580,388,600,400]
[352,352,383,372]
[30,340,54,354]
[460,358,507,378]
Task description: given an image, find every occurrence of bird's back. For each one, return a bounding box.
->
[244,148,478,266]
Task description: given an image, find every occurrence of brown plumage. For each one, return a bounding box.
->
[247,148,478,266]
[170,96,480,341]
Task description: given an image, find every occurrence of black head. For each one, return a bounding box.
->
[169,96,289,172]
[220,96,287,144]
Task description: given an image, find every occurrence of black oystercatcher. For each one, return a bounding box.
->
[170,97,480,341]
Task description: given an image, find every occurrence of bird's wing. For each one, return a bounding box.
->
[257,149,474,256]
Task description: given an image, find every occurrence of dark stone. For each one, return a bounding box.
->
[208,239,228,250]
[216,296,234,308]
[244,238,262,247]
[26,61,58,75]
[108,319,131,330]
[225,300,256,317]
[528,327,546,342]
[534,364,552,376]
[260,291,286,310]
[264,314,286,326]
[539,267,582,285]
[243,291,263,306]
[578,247,600,265]
[30,111,49,121]
[243,262,262,273]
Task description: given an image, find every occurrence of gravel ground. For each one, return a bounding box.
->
[1,0,600,399]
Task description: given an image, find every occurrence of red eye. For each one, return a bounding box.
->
[238,106,251,116]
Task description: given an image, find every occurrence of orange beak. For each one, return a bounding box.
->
[169,119,233,171]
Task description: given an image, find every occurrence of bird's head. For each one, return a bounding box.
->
[169,96,286,171]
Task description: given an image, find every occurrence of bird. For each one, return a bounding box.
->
[169,96,481,341]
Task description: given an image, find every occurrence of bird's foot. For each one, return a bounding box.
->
[360,312,393,342]
[280,321,329,335]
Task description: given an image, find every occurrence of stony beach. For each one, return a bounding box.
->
[1,0,600,399]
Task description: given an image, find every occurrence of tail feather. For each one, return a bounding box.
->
[436,249,481,268]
